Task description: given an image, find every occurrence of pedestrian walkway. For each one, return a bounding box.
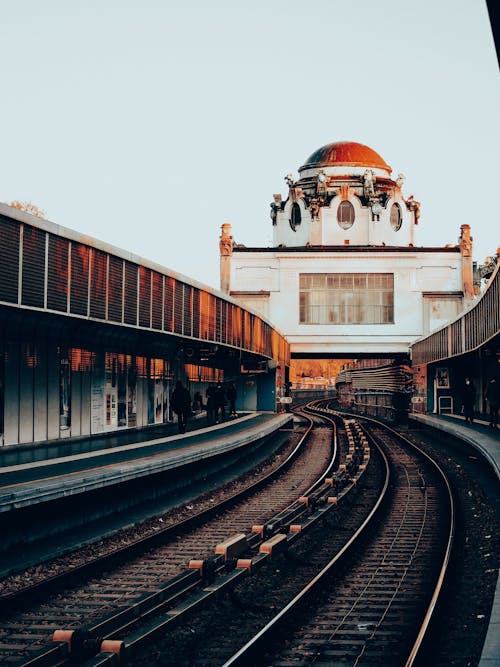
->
[409,411,499,667]
[410,411,500,479]
[0,410,242,468]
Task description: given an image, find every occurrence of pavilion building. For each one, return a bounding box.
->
[220,141,474,361]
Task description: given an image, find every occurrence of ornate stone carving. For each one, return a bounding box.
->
[270,194,282,225]
[316,170,327,198]
[459,224,473,257]
[219,223,233,256]
[406,195,421,223]
[309,197,321,220]
[285,173,297,203]
[363,169,376,200]
[340,185,350,201]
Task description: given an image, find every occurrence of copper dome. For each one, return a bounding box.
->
[299,141,391,172]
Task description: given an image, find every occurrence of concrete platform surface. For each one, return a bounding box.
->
[410,412,499,667]
[0,413,293,512]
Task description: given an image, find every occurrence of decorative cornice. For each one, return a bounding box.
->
[232,245,461,254]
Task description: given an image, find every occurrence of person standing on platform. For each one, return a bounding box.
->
[192,391,203,414]
[171,381,191,434]
[227,382,237,417]
[461,377,476,424]
[484,378,500,428]
[214,383,226,423]
[206,384,216,425]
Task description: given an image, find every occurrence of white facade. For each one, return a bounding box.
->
[220,141,473,357]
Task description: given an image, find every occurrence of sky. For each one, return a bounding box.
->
[0,0,498,290]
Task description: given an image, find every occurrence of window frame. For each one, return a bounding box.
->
[337,200,355,229]
[289,202,302,231]
[299,272,394,325]
[390,203,402,231]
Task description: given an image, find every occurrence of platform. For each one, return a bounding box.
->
[410,412,500,480]
[409,412,499,667]
[0,412,293,512]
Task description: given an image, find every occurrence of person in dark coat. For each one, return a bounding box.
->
[461,377,476,424]
[192,391,203,413]
[227,382,237,416]
[171,381,191,433]
[214,383,226,423]
[206,384,217,425]
[484,378,500,428]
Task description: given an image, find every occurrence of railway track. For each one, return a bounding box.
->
[48,408,380,666]
[121,405,451,667]
[0,407,343,666]
[211,409,454,667]
[1,406,453,667]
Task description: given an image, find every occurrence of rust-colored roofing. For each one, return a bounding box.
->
[299,141,391,172]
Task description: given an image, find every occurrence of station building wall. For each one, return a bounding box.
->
[229,248,465,357]
[0,204,290,446]
[1,341,177,446]
[0,339,276,447]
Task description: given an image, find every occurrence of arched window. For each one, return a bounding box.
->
[390,203,402,231]
[289,202,301,231]
[337,200,355,229]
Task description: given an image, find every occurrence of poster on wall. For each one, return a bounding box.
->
[59,356,71,432]
[435,367,450,389]
[91,376,105,432]
[117,361,127,427]
[154,379,163,424]
[163,379,170,422]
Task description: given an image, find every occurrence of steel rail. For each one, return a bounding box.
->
[349,412,455,667]
[71,407,360,666]
[0,418,308,617]
[10,408,333,666]
[221,408,389,667]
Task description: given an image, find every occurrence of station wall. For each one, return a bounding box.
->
[0,339,278,447]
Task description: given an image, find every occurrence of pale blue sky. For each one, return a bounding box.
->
[1,0,498,288]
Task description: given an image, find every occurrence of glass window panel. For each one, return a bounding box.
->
[337,201,355,229]
[299,273,393,325]
[390,203,402,230]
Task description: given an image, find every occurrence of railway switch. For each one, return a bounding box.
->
[259,533,288,559]
[214,533,248,560]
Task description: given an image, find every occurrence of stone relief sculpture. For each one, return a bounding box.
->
[406,195,421,223]
[459,224,473,257]
[270,193,282,225]
[270,202,279,225]
[219,223,233,256]
[363,169,376,200]
[317,170,327,197]
[309,197,320,220]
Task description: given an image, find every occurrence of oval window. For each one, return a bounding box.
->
[289,202,301,231]
[390,203,402,231]
[337,200,355,230]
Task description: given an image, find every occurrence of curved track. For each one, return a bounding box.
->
[127,407,385,667]
[218,407,454,667]
[0,405,454,667]
[0,408,335,665]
